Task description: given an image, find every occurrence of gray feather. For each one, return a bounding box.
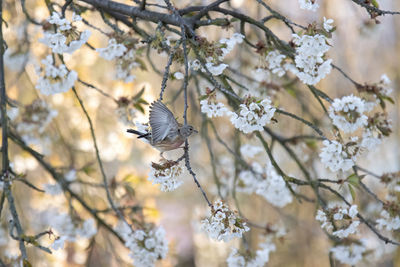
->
[149,101,178,143]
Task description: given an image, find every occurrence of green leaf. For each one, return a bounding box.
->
[82,165,95,175]
[305,140,318,150]
[132,87,145,101]
[135,58,147,71]
[348,184,356,201]
[137,98,149,105]
[122,174,135,182]
[286,88,296,97]
[347,173,360,187]
[371,0,379,8]
[124,184,136,197]
[381,95,395,104]
[133,103,145,113]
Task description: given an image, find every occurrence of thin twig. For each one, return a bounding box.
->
[0,1,28,260]
[71,87,129,226]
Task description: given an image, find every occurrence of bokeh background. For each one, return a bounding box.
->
[1,0,399,266]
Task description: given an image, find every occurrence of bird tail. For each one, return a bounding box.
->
[127,129,151,139]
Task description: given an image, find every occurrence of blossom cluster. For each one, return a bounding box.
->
[376,210,400,231]
[286,33,332,85]
[226,224,285,267]
[4,48,29,72]
[40,12,90,54]
[200,99,228,118]
[96,38,142,82]
[316,205,359,239]
[190,33,244,76]
[96,38,127,60]
[227,237,275,267]
[319,140,355,172]
[229,98,276,134]
[35,55,77,95]
[265,50,286,77]
[15,99,58,145]
[320,81,393,172]
[39,208,97,250]
[329,95,368,133]
[237,162,293,208]
[199,89,229,118]
[298,0,319,11]
[148,160,183,192]
[201,200,249,242]
[115,222,168,267]
[330,242,366,266]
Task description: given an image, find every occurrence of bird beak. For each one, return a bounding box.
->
[193,129,199,134]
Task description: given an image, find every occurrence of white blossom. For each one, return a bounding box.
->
[4,49,28,72]
[48,12,71,30]
[265,50,286,77]
[360,130,381,151]
[191,33,243,76]
[115,49,138,83]
[240,144,263,158]
[36,55,77,95]
[237,162,292,208]
[316,205,360,238]
[219,33,244,59]
[257,163,293,207]
[331,243,365,265]
[65,169,77,181]
[190,59,201,71]
[40,208,97,250]
[77,219,97,238]
[380,74,391,85]
[379,73,393,96]
[315,209,333,232]
[7,107,19,121]
[16,99,58,141]
[229,98,276,134]
[333,221,360,238]
[200,99,228,118]
[287,34,332,85]
[51,236,68,250]
[323,17,334,32]
[174,72,184,80]
[148,161,183,192]
[298,0,319,11]
[329,95,368,133]
[201,200,249,242]
[319,140,354,172]
[43,183,63,195]
[96,38,127,60]
[237,168,260,194]
[376,210,400,231]
[205,62,228,76]
[115,222,168,267]
[227,226,285,267]
[227,240,276,267]
[40,12,91,54]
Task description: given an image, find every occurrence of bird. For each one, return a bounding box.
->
[127,100,197,157]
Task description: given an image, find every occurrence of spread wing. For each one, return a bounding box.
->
[149,101,178,143]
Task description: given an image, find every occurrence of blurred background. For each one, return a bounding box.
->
[1,0,399,266]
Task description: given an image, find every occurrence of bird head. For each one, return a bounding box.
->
[179,124,198,138]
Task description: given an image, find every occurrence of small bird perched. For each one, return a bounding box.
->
[127,100,197,157]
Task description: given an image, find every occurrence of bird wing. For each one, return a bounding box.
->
[149,101,179,143]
